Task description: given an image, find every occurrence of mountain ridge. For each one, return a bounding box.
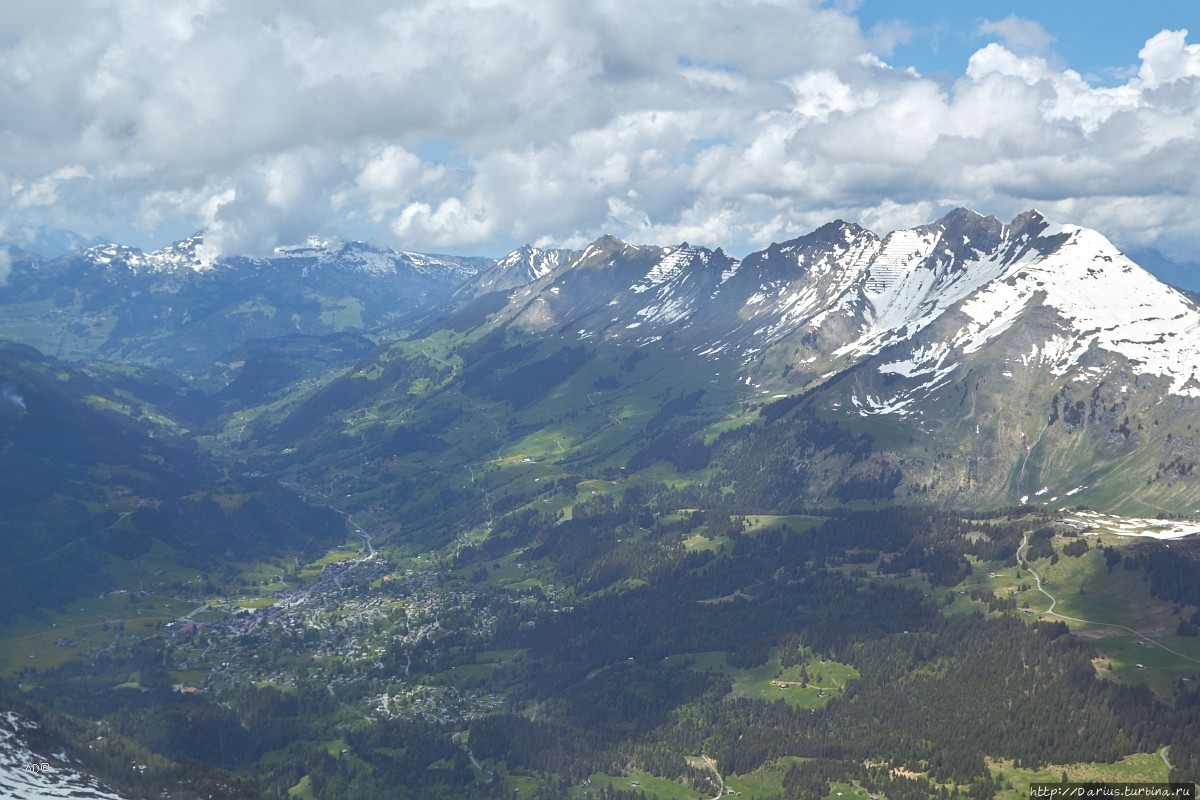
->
[0,235,491,370]
[352,206,1200,517]
[477,209,1200,403]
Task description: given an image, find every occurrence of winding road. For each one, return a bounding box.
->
[344,513,376,559]
[1016,533,1200,666]
[452,732,493,781]
[698,755,725,800]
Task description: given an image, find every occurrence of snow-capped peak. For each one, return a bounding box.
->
[467,244,578,294]
[83,232,213,272]
[839,210,1200,419]
[495,245,572,278]
[494,208,1200,403]
[947,221,1200,395]
[79,234,483,281]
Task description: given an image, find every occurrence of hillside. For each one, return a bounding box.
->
[0,340,345,618]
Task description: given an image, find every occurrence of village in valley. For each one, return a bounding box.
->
[156,550,544,725]
[10,537,574,730]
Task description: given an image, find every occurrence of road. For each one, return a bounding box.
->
[347,515,376,559]
[452,732,493,781]
[699,755,725,800]
[281,477,376,559]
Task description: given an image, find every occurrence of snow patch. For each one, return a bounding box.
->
[0,713,132,800]
[1060,511,1200,540]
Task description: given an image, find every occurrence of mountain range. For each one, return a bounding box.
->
[0,234,489,370]
[491,209,1198,391]
[471,208,1200,511]
[3,208,1198,527]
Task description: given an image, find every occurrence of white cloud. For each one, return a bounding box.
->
[11,165,90,210]
[1138,28,1200,86]
[0,4,1198,261]
[0,250,11,286]
[391,196,494,248]
[977,15,1055,57]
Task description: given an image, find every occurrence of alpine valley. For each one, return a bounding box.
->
[2,209,1199,800]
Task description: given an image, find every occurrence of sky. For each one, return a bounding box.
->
[1,1,1199,261]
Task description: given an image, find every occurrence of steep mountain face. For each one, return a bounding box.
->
[468,244,577,294]
[487,210,1027,364]
[497,235,741,347]
[828,213,1200,411]
[445,209,1200,513]
[485,209,1200,399]
[0,235,489,370]
[794,213,1200,512]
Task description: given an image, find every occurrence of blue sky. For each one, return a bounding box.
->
[0,2,1199,262]
[859,0,1198,82]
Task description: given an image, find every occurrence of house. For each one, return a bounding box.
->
[168,622,198,640]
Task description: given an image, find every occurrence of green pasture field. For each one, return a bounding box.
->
[287,774,315,798]
[957,530,1200,693]
[505,773,541,796]
[0,596,176,674]
[987,752,1170,798]
[723,756,811,798]
[577,770,697,800]
[664,648,858,709]
[297,543,363,581]
[821,783,873,800]
[436,650,526,689]
[318,296,365,329]
[684,532,731,554]
[742,514,823,534]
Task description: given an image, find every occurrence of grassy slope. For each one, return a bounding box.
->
[223,330,756,550]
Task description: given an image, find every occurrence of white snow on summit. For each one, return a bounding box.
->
[84,233,213,272]
[511,210,1200,409]
[479,245,576,291]
[947,223,1200,396]
[800,211,1200,412]
[83,234,481,280]
[837,224,1012,359]
[631,245,707,294]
